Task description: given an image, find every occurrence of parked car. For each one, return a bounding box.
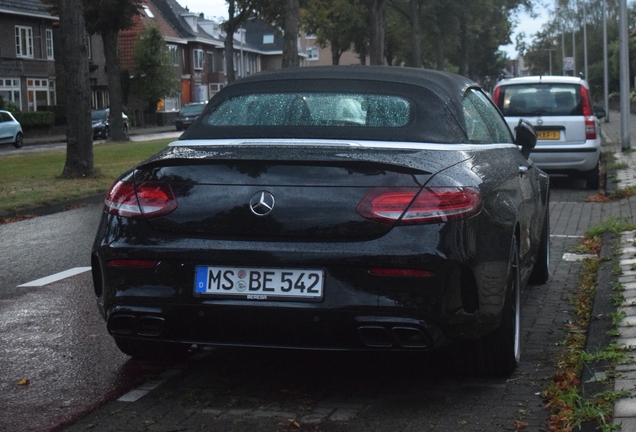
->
[0,110,23,148]
[91,109,129,140]
[92,66,550,376]
[175,102,206,131]
[492,75,605,189]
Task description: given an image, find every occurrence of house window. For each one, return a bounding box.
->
[0,78,22,110]
[45,29,54,59]
[167,45,179,66]
[49,80,56,106]
[307,47,319,61]
[207,51,214,72]
[263,34,274,44]
[27,78,50,111]
[86,35,92,60]
[306,33,317,39]
[193,49,204,70]
[15,26,34,58]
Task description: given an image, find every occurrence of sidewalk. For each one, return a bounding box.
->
[21,124,177,147]
[595,110,636,430]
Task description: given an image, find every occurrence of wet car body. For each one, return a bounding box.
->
[92,66,549,375]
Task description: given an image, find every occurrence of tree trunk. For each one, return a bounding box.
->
[331,46,341,65]
[282,0,300,68]
[224,36,236,83]
[369,0,386,65]
[59,0,93,178]
[410,0,422,68]
[102,28,126,141]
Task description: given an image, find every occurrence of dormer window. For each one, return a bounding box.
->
[263,34,274,44]
[143,6,154,17]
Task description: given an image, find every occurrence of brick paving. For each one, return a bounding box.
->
[61,114,636,432]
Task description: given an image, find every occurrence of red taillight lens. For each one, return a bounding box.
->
[580,85,597,140]
[105,181,177,218]
[357,187,481,225]
[492,87,502,108]
[369,268,435,277]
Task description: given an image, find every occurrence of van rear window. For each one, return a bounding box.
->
[497,84,582,117]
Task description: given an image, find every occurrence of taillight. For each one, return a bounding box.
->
[492,86,502,108]
[104,181,177,218]
[357,187,481,225]
[580,85,597,140]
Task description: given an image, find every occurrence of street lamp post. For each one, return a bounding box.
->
[603,0,610,122]
[619,0,630,150]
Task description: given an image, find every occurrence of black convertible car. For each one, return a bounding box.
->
[91,66,549,376]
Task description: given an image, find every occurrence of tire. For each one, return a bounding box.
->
[104,126,110,139]
[583,161,600,190]
[13,132,23,148]
[472,237,521,376]
[114,337,191,362]
[123,124,129,139]
[529,205,550,285]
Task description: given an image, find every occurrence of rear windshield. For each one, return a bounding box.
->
[202,93,411,128]
[180,104,205,115]
[497,84,582,117]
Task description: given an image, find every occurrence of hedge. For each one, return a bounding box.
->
[12,111,55,128]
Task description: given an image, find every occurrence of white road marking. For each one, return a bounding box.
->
[551,234,584,239]
[562,253,597,262]
[18,266,91,287]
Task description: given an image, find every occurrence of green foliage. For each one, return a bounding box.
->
[131,26,180,113]
[12,111,55,128]
[585,216,636,239]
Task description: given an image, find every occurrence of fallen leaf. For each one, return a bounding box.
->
[17,379,30,386]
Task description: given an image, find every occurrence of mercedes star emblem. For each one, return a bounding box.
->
[249,191,275,216]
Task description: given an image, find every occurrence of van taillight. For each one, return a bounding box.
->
[104,181,177,218]
[580,85,597,140]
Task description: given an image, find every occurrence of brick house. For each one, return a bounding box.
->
[0,0,57,112]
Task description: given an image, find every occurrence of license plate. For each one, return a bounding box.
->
[536,130,560,140]
[194,266,324,300]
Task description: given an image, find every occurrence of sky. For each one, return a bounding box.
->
[180,0,550,59]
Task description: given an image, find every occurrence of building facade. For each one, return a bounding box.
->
[0,0,57,112]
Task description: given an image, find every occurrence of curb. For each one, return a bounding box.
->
[0,193,104,221]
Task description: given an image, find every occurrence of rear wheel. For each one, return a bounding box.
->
[583,161,600,190]
[114,337,191,362]
[13,132,23,148]
[529,205,550,284]
[471,237,521,376]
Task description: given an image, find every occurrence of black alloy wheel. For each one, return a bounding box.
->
[471,237,521,376]
[13,132,23,148]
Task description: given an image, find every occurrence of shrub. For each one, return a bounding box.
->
[12,111,55,128]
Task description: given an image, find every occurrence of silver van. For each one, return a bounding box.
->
[493,76,605,189]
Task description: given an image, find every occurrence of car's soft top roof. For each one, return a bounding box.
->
[231,65,476,99]
[181,66,482,144]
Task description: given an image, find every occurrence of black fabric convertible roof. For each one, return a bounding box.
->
[181,66,480,144]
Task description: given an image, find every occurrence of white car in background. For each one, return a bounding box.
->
[493,76,606,190]
[0,110,23,148]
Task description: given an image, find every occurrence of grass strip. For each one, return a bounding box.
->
[0,139,171,213]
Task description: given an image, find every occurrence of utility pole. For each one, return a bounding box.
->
[603,0,610,123]
[619,0,630,150]
[583,1,588,79]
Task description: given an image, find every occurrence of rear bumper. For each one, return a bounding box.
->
[530,139,600,172]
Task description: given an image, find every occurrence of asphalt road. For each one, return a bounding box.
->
[0,171,604,432]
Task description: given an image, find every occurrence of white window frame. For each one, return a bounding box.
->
[167,45,179,66]
[15,26,34,58]
[45,29,54,59]
[307,47,319,61]
[193,49,204,70]
[27,78,50,111]
[86,35,92,60]
[0,78,22,110]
